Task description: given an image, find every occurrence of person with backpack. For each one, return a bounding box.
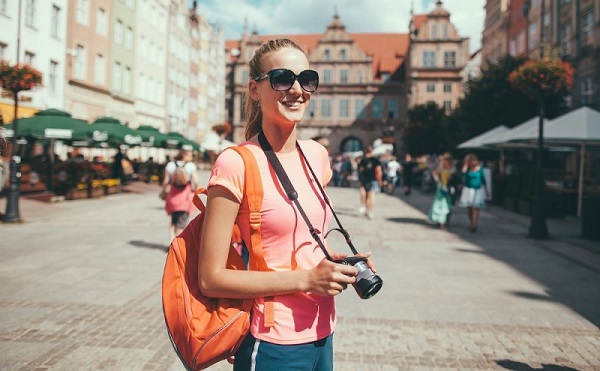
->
[161,149,198,241]
[198,38,377,370]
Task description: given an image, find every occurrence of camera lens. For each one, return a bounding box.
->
[353,261,383,299]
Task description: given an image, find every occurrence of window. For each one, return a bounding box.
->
[443,83,452,93]
[124,67,131,94]
[339,49,347,61]
[423,51,435,68]
[115,20,124,45]
[94,54,105,84]
[323,69,331,84]
[138,72,146,99]
[443,51,456,67]
[307,99,316,118]
[339,70,348,84]
[561,23,571,56]
[24,51,35,65]
[113,62,122,91]
[582,12,593,46]
[74,44,86,79]
[372,98,383,119]
[25,0,36,27]
[355,99,365,119]
[140,35,147,59]
[125,27,133,50]
[96,8,106,35]
[441,23,448,38]
[581,77,593,105]
[48,60,58,94]
[339,99,349,117]
[430,22,438,39]
[388,99,399,119]
[51,5,60,38]
[321,99,331,117]
[443,101,452,111]
[426,82,435,92]
[509,38,517,56]
[76,0,88,25]
[0,0,7,15]
[517,30,526,54]
[0,42,7,59]
[324,49,330,61]
[528,22,538,49]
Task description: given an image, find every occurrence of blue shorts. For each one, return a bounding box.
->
[234,333,334,371]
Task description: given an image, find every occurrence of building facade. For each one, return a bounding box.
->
[407,1,470,113]
[64,0,114,122]
[225,14,409,155]
[189,2,226,145]
[0,0,68,122]
[482,0,599,111]
[481,0,510,68]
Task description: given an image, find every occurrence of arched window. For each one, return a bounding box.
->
[324,49,330,61]
[340,136,363,154]
[340,49,346,60]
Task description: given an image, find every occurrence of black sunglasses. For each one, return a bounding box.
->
[254,68,319,92]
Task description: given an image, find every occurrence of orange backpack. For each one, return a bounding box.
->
[162,146,269,370]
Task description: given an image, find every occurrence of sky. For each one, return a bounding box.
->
[191,0,486,54]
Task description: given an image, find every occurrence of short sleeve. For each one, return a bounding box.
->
[320,147,333,186]
[207,148,245,203]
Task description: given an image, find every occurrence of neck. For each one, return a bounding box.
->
[260,125,297,154]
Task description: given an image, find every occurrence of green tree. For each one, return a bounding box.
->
[403,102,449,156]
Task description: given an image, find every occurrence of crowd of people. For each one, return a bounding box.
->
[327,147,490,233]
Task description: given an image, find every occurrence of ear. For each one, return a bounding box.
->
[248,80,261,101]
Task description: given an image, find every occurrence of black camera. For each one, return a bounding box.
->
[336,256,383,299]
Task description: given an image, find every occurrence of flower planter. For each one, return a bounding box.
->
[88,187,104,198]
[104,185,121,195]
[66,188,88,200]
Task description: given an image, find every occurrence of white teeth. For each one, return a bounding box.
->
[283,101,301,107]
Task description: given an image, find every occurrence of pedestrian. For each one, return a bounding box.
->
[428,153,455,229]
[458,153,489,232]
[160,149,198,241]
[198,38,376,371]
[357,145,383,219]
[401,153,416,196]
[385,156,401,194]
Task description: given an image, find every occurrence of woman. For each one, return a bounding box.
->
[458,153,489,232]
[198,38,376,370]
[161,149,198,240]
[428,153,455,228]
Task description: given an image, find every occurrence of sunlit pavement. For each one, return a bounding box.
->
[0,169,598,370]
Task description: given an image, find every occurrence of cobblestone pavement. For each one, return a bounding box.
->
[0,170,598,371]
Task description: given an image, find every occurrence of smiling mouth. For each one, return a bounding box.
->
[281,100,303,108]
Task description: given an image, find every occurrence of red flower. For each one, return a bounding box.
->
[508,58,573,98]
[0,60,43,94]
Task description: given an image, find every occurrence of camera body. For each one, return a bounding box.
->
[335,256,383,299]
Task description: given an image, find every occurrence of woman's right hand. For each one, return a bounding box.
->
[306,255,358,296]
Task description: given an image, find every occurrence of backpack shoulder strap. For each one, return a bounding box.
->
[229,146,268,272]
[229,146,276,328]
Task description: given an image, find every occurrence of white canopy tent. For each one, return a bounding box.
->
[457,125,511,149]
[483,107,600,216]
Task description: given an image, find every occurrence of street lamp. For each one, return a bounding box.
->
[2,0,23,223]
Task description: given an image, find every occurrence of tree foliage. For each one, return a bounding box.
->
[403,102,449,156]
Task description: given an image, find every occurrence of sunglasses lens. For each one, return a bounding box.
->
[298,70,319,92]
[270,69,295,91]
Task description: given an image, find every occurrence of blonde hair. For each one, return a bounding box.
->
[243,38,308,140]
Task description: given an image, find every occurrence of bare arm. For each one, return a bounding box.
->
[198,185,358,299]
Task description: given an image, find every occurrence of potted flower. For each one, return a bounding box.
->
[0,60,43,94]
[508,58,573,98]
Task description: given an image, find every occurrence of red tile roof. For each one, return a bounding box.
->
[226,32,409,79]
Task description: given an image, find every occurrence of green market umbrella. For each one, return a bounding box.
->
[165,132,201,151]
[90,116,142,148]
[4,108,92,143]
[136,125,171,148]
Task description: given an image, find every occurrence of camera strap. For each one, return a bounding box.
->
[257,132,359,261]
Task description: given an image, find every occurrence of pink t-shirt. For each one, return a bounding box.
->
[208,140,334,345]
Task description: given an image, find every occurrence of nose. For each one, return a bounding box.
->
[287,78,304,94]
